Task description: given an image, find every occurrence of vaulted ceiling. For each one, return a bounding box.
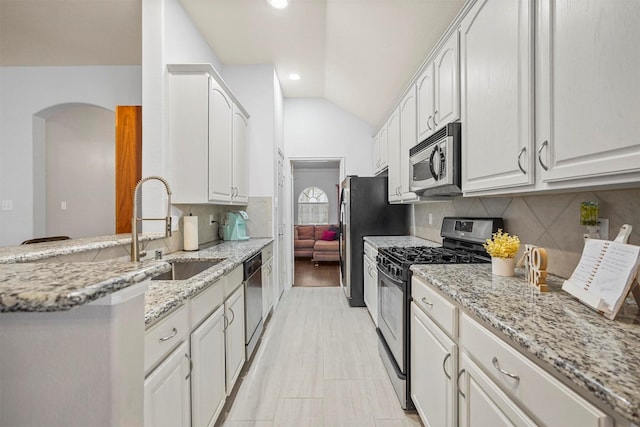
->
[0,0,465,127]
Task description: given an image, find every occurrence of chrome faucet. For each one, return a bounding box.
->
[131,176,173,262]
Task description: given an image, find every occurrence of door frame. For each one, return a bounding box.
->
[286,157,345,289]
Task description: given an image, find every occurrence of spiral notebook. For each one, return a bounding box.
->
[562,239,640,320]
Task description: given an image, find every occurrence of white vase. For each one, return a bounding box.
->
[491,257,515,277]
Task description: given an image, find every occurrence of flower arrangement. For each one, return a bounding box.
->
[483,229,520,259]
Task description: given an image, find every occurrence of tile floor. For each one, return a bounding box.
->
[218,287,423,426]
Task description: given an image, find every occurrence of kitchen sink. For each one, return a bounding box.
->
[151,259,224,281]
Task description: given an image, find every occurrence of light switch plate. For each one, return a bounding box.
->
[598,218,609,240]
[1,200,12,211]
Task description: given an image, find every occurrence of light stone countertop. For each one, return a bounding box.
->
[0,233,165,264]
[145,238,273,326]
[411,263,640,425]
[364,235,440,249]
[0,260,170,312]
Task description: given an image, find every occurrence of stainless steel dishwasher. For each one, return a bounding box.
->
[243,252,263,359]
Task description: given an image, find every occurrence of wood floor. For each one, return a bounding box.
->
[217,287,423,426]
[293,259,340,287]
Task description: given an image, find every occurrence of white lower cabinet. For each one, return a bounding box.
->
[410,301,457,427]
[190,305,226,427]
[411,276,613,427]
[363,242,378,326]
[458,352,536,427]
[144,341,191,427]
[225,284,246,395]
[262,243,275,320]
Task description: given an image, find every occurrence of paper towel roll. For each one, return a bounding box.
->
[183,215,198,251]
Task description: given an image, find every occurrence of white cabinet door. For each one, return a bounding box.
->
[417,63,436,142]
[168,72,210,204]
[460,0,535,193]
[225,285,245,395]
[363,254,378,326]
[387,107,402,202]
[536,0,640,184]
[144,341,191,427]
[262,258,274,320]
[190,305,226,427]
[458,353,536,427]
[399,86,419,202]
[232,106,249,204]
[411,302,457,427]
[379,122,388,172]
[209,77,233,203]
[372,133,381,174]
[434,32,460,128]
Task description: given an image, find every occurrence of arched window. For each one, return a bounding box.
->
[298,186,329,224]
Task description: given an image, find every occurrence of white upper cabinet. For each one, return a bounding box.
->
[536,0,640,186]
[417,63,436,142]
[398,87,420,202]
[167,64,250,205]
[387,107,402,202]
[232,107,249,204]
[418,32,460,143]
[373,125,388,175]
[208,77,234,203]
[460,0,535,194]
[434,33,460,129]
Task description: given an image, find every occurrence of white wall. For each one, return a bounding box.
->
[0,66,141,246]
[284,98,374,177]
[293,168,340,224]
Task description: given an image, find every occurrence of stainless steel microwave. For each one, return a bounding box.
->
[409,122,461,196]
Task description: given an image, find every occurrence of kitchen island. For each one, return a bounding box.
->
[411,263,640,426]
[0,235,273,427]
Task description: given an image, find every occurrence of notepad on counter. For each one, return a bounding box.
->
[562,239,640,320]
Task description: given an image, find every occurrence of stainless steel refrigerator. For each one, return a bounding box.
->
[339,176,410,307]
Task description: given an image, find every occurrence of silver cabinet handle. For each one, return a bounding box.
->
[517,147,527,174]
[442,353,452,380]
[457,369,466,398]
[427,115,433,130]
[492,357,520,381]
[223,314,229,332]
[159,327,177,342]
[433,110,439,127]
[185,353,193,380]
[228,307,235,325]
[421,297,433,307]
[537,140,549,171]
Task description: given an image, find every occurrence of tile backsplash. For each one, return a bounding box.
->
[413,188,640,278]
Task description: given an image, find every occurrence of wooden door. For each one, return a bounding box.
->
[115,106,142,233]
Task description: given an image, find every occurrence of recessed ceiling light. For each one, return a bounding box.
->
[268,0,289,9]
[289,73,301,81]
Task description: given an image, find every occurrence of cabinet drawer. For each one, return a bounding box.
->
[364,242,378,260]
[262,244,273,262]
[459,314,612,427]
[224,265,244,298]
[190,279,224,328]
[145,304,190,375]
[411,276,457,338]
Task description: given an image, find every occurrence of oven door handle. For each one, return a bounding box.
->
[376,264,405,290]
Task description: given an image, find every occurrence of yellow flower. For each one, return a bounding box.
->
[483,229,520,259]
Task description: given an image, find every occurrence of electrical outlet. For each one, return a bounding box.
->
[1,200,12,211]
[60,201,67,210]
[428,213,433,225]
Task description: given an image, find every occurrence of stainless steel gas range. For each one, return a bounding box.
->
[376,217,504,410]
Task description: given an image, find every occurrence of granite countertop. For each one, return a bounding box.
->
[364,235,440,249]
[145,238,273,326]
[0,260,170,312]
[411,264,640,424]
[0,233,164,264]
